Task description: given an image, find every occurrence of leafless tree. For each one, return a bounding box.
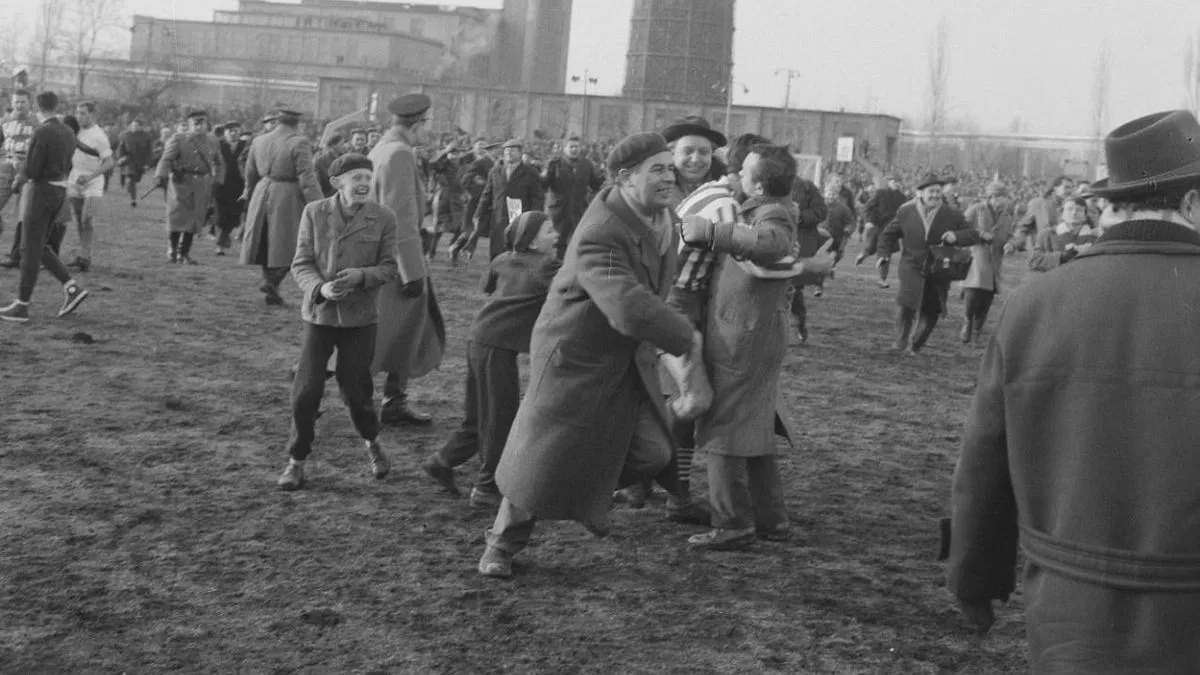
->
[30,0,66,88]
[1091,42,1112,167]
[64,0,127,97]
[925,18,951,164]
[1185,31,1200,119]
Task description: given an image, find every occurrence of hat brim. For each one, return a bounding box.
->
[1089,161,1200,198]
[916,179,945,190]
[662,123,727,148]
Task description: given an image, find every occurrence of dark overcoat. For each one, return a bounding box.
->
[238,126,323,267]
[948,220,1200,674]
[494,187,694,525]
[476,161,545,260]
[542,155,604,255]
[878,201,979,314]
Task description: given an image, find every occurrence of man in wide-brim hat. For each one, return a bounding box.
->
[958,179,1015,344]
[947,109,1200,672]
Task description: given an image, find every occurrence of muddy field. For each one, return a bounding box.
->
[0,193,1031,673]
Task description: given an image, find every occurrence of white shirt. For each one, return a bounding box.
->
[70,124,112,181]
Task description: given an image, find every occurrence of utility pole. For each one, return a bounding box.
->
[775,68,802,111]
[571,68,597,137]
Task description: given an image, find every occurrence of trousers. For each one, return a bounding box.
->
[286,323,380,461]
[436,342,519,493]
[706,453,788,531]
[18,183,72,302]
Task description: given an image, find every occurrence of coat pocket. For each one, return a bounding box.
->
[532,341,614,427]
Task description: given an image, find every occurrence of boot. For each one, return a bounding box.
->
[380,396,432,426]
[911,316,937,352]
[959,318,973,344]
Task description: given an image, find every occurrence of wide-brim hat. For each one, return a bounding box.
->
[1090,110,1200,199]
[1081,177,1108,197]
[916,172,945,191]
[661,115,727,148]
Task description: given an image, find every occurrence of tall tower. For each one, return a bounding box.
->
[622,0,735,105]
[494,0,573,93]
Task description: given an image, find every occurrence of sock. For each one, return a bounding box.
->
[289,458,305,467]
[676,447,695,499]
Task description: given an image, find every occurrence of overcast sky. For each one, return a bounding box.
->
[127,0,1200,136]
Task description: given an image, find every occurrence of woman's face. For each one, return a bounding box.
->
[673,135,713,184]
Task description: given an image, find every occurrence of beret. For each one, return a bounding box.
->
[329,153,373,178]
[388,93,431,118]
[607,132,669,174]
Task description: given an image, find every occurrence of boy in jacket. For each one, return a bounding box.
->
[276,153,399,491]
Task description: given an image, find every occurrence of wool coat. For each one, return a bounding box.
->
[475,161,545,260]
[878,201,979,314]
[696,196,797,458]
[961,201,1016,292]
[494,187,694,525]
[948,220,1200,674]
[367,126,446,379]
[154,131,224,235]
[116,129,153,181]
[238,125,323,267]
[542,155,604,254]
[1029,225,1100,272]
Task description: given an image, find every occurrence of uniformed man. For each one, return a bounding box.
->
[259,112,278,135]
[239,108,323,305]
[368,93,446,426]
[154,110,224,265]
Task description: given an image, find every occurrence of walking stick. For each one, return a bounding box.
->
[139,183,163,202]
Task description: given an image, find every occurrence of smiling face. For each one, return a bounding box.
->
[333,168,373,204]
[620,150,677,212]
[673,135,714,184]
[917,184,943,209]
[350,132,367,150]
[563,140,581,159]
[503,146,522,164]
[75,104,94,128]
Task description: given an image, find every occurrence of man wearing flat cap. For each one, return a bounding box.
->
[448,139,496,261]
[473,138,545,261]
[154,109,224,265]
[213,121,248,255]
[958,180,1015,344]
[367,92,446,426]
[115,118,153,208]
[541,133,604,258]
[477,131,697,579]
[945,109,1200,671]
[239,108,323,303]
[877,172,979,354]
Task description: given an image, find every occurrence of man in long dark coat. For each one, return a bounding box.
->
[541,134,604,258]
[861,174,907,287]
[116,118,153,208]
[477,132,696,579]
[946,109,1200,673]
[474,139,544,261]
[213,121,247,256]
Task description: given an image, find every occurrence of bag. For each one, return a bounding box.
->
[922,245,973,282]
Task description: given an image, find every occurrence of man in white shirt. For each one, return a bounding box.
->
[0,89,36,267]
[67,100,112,272]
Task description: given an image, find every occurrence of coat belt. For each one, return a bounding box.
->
[1020,524,1200,592]
[264,175,298,183]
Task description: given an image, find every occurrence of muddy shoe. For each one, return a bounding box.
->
[478,547,513,578]
[421,455,460,495]
[612,482,648,509]
[469,487,502,510]
[757,526,791,542]
[666,499,712,527]
[277,461,305,491]
[687,527,757,551]
[380,400,433,426]
[365,440,390,479]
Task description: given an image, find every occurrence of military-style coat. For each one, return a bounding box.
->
[154,131,224,234]
[238,125,323,267]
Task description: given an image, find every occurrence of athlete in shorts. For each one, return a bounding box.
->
[66,101,113,273]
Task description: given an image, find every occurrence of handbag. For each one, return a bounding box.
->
[922,244,973,282]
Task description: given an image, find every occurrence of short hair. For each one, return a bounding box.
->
[1110,180,1200,213]
[747,144,797,198]
[326,133,344,147]
[12,88,29,99]
[76,100,96,113]
[726,133,770,174]
[350,129,367,138]
[62,115,80,134]
[35,91,58,112]
[1064,196,1088,209]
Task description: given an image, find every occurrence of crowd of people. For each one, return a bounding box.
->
[5,83,1200,672]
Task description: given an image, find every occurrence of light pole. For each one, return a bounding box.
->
[571,69,598,137]
[716,72,749,138]
[774,68,801,111]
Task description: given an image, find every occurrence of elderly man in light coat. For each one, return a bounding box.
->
[367,93,446,426]
[959,180,1015,344]
[239,109,323,305]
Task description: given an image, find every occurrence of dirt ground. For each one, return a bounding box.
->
[0,193,1031,674]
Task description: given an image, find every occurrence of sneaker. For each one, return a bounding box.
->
[365,440,389,479]
[57,283,89,318]
[469,487,502,510]
[0,299,30,323]
[277,461,305,491]
[421,455,460,495]
[478,547,513,578]
[687,527,757,551]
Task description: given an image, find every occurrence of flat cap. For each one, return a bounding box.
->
[328,152,373,178]
[223,121,242,129]
[186,110,208,120]
[607,131,669,174]
[502,138,523,149]
[260,112,278,124]
[387,93,431,118]
[277,109,302,119]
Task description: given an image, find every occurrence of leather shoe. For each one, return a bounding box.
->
[478,547,514,578]
[421,455,460,495]
[612,482,648,509]
[380,400,432,426]
[365,440,389,479]
[687,527,756,551]
[277,461,304,491]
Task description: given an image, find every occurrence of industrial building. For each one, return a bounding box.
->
[623,0,736,106]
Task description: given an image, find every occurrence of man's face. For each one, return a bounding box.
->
[621,150,676,211]
[189,117,208,133]
[75,105,93,128]
[503,147,521,164]
[1062,200,1085,225]
[472,140,486,156]
[334,168,373,204]
[944,182,959,197]
[986,194,1009,210]
[350,133,367,150]
[367,131,381,145]
[739,152,764,199]
[917,184,943,208]
[887,177,901,190]
[1054,180,1074,198]
[531,219,560,254]
[11,94,29,117]
[130,120,141,132]
[564,140,581,159]
[673,135,714,184]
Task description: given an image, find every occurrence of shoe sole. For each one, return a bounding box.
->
[278,480,304,491]
[0,315,29,324]
[57,289,90,318]
[688,533,757,551]
[478,561,512,578]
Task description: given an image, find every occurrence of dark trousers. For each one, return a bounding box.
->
[169,232,194,257]
[436,342,519,493]
[18,183,72,302]
[790,280,807,331]
[262,266,288,287]
[216,196,242,249]
[897,283,942,352]
[707,454,788,531]
[382,372,409,403]
[286,323,380,461]
[963,288,996,330]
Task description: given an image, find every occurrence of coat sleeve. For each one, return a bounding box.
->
[710,211,794,265]
[1028,229,1062,271]
[575,226,694,357]
[475,170,495,224]
[947,333,1019,603]
[948,210,981,246]
[878,208,905,256]
[293,138,323,204]
[154,134,180,182]
[241,139,260,200]
[588,161,605,192]
[361,208,399,291]
[210,138,225,186]
[1013,198,1039,240]
[291,203,326,304]
[379,151,427,285]
[526,168,545,213]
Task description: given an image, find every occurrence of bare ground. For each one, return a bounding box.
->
[0,195,1029,674]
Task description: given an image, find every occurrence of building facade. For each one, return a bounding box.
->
[623,0,736,106]
[495,0,573,93]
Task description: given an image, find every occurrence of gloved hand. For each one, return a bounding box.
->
[956,597,996,636]
[679,215,715,247]
[400,279,425,298]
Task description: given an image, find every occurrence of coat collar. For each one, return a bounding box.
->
[739,194,788,215]
[1077,219,1200,259]
[322,196,377,239]
[604,187,672,286]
